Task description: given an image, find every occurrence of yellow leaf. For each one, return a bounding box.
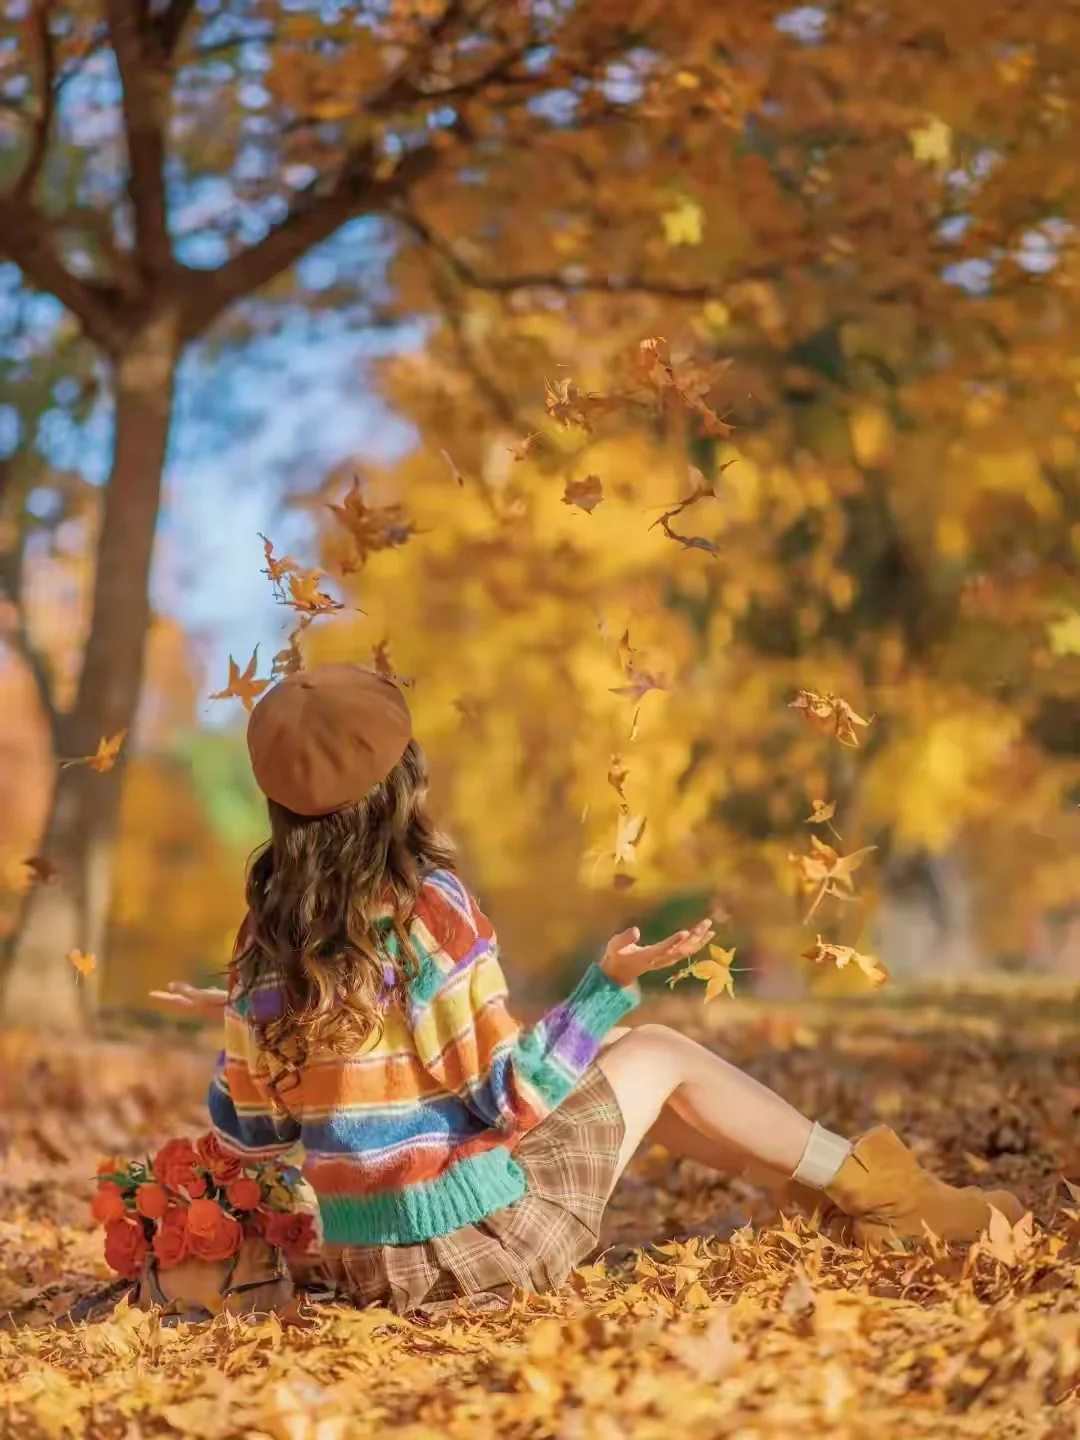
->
[661,194,705,247]
[68,949,96,978]
[209,648,272,713]
[1048,611,1080,657]
[910,115,952,168]
[614,812,646,866]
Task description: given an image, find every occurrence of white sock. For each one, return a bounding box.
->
[792,1123,853,1189]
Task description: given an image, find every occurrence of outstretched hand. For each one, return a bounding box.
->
[599,919,715,988]
[148,981,229,1022]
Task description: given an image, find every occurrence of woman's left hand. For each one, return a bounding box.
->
[148,981,229,1022]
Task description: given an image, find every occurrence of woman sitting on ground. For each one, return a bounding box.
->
[157,665,1022,1312]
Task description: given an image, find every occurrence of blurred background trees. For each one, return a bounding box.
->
[1,0,1079,1030]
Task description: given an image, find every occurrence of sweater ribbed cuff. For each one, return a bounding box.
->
[565,963,641,1039]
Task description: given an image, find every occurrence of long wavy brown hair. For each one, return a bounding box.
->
[234,739,456,1103]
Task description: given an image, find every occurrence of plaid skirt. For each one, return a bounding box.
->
[310,1064,624,1314]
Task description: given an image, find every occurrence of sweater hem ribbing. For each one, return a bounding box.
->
[317,1146,528,1245]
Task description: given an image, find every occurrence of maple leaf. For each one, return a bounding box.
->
[24,856,58,884]
[327,479,417,571]
[607,755,629,803]
[973,1209,1036,1268]
[286,569,343,616]
[508,433,542,462]
[802,935,889,987]
[790,837,876,920]
[806,798,842,840]
[271,620,310,679]
[210,648,271,713]
[544,377,614,432]
[610,630,667,703]
[789,690,873,747]
[614,811,646,866]
[668,945,736,1003]
[68,949,96,978]
[259,534,301,597]
[61,730,129,773]
[562,474,604,512]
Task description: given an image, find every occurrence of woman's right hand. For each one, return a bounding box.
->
[599,919,715,988]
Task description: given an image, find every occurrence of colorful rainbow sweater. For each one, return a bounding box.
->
[208,869,638,1246]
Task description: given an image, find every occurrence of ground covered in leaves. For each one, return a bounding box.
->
[2,990,1079,1439]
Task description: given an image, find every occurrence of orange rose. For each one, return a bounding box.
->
[195,1133,244,1183]
[264,1210,316,1257]
[187,1197,225,1239]
[153,1138,205,1197]
[188,1210,243,1263]
[152,1207,190,1269]
[104,1218,149,1278]
[225,1177,262,1211]
[135,1182,169,1220]
[91,1183,127,1225]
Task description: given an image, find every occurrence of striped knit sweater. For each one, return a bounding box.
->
[208,869,638,1246]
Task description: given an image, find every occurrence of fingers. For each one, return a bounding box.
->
[644,919,714,969]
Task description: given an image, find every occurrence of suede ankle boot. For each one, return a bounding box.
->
[823,1126,1024,1250]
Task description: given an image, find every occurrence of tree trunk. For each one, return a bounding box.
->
[0,312,179,1031]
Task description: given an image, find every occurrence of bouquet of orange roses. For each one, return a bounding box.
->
[92,1133,321,1317]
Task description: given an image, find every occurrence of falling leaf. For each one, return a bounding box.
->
[611,631,667,704]
[660,194,705,248]
[802,935,889,987]
[24,856,58,884]
[789,690,873,748]
[87,731,128,774]
[707,895,732,925]
[612,873,637,892]
[562,474,604,512]
[260,534,302,596]
[271,620,310,679]
[790,837,876,921]
[440,449,467,486]
[209,648,272,713]
[326,479,417,570]
[286,570,342,616]
[607,756,629,804]
[666,1308,741,1381]
[614,812,646,866]
[68,949,96,978]
[508,433,542,462]
[544,377,614,432]
[668,946,736,1003]
[806,798,842,840]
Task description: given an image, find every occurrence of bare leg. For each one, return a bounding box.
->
[597,1024,815,1186]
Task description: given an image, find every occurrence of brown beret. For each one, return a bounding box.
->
[246,664,412,816]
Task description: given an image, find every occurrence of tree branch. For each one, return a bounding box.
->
[178,142,444,341]
[104,0,172,278]
[0,204,127,351]
[14,1,57,203]
[155,0,198,57]
[400,208,733,302]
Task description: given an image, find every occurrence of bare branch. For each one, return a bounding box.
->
[14,2,57,202]
[104,0,172,277]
